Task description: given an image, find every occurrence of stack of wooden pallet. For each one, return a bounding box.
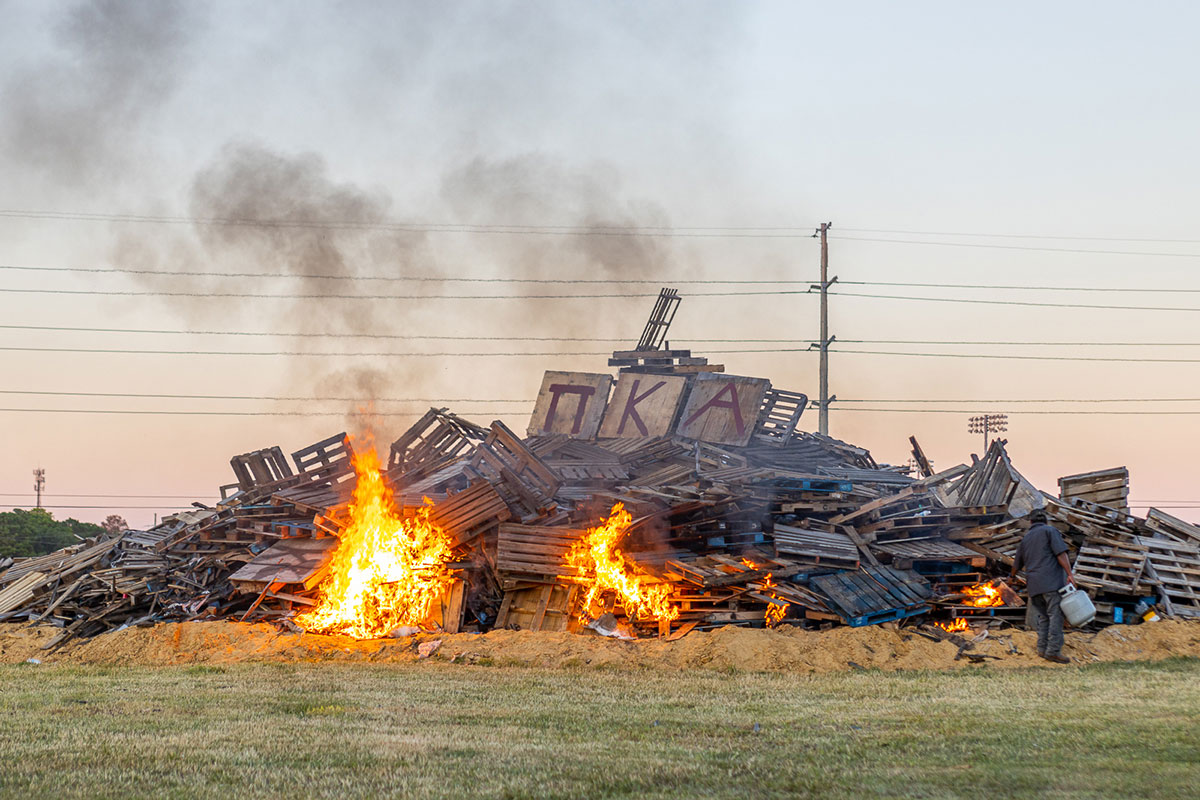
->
[4,289,1199,643]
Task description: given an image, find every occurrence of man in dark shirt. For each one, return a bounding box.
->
[1010,510,1075,664]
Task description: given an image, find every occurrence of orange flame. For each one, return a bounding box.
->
[760,573,790,628]
[936,618,970,633]
[295,445,455,639]
[961,581,1004,608]
[565,503,678,623]
[742,558,789,627]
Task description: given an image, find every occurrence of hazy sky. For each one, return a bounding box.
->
[2,1,1198,526]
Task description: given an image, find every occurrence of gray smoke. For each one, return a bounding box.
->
[0,1,197,182]
[441,154,676,280]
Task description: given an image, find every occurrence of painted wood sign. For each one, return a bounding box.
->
[597,374,689,438]
[526,371,613,438]
[528,369,791,445]
[674,373,771,446]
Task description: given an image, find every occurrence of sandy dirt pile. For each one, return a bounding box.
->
[2,619,1198,672]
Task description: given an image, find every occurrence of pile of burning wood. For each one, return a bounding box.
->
[2,290,1198,648]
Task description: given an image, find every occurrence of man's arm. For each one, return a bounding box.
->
[1009,541,1024,582]
[1057,550,1075,586]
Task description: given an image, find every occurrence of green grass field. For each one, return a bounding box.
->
[1,659,1197,799]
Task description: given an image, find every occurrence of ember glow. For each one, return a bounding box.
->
[960,581,1004,608]
[565,502,678,623]
[295,445,455,639]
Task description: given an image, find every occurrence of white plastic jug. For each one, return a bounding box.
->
[1059,584,1096,627]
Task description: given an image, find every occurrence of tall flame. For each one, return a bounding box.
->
[295,445,455,639]
[565,503,678,623]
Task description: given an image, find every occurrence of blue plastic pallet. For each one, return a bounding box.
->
[847,604,930,627]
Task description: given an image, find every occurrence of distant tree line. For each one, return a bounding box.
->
[0,509,110,558]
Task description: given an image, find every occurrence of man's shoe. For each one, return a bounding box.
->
[1042,653,1069,664]
[1036,650,1045,658]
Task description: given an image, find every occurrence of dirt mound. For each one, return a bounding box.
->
[3,619,1198,672]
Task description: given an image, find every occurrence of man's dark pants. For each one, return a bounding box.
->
[1030,590,1064,656]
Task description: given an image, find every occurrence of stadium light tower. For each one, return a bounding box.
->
[968,414,1008,450]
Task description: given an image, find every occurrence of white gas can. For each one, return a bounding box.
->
[1058,584,1096,627]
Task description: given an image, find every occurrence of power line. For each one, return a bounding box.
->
[0,408,528,417]
[7,323,1200,348]
[6,344,1200,363]
[0,405,1195,417]
[0,263,817,284]
[837,227,1200,245]
[4,209,1198,246]
[6,283,1199,311]
[0,287,804,300]
[833,349,1200,364]
[835,408,1200,415]
[0,493,211,499]
[838,280,1200,294]
[5,505,194,510]
[838,397,1200,404]
[0,389,529,402]
[830,291,1200,313]
[0,210,816,238]
[9,262,1200,293]
[834,235,1200,258]
[0,323,642,341]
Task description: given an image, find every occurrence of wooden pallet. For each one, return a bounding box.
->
[772,524,859,568]
[1072,538,1147,593]
[428,481,512,547]
[1145,508,1200,547]
[495,583,577,632]
[810,566,932,627]
[468,421,561,515]
[1136,536,1200,618]
[872,537,986,570]
[388,408,488,472]
[496,523,587,581]
[1059,467,1129,511]
[228,537,339,592]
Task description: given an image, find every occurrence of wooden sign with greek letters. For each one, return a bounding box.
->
[527,371,613,438]
[597,374,689,438]
[673,373,770,446]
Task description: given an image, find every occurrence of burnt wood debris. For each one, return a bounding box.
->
[1,289,1196,650]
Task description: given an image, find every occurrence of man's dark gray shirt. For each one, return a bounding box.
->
[1013,522,1070,596]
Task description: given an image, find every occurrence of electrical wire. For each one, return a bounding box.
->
[9,264,1197,293]
[0,389,529,402]
[829,291,1200,313]
[0,408,528,417]
[837,397,1200,404]
[834,235,1200,258]
[5,344,1200,363]
[832,349,1200,364]
[836,227,1200,244]
[0,287,805,300]
[0,210,816,238]
[0,263,817,284]
[8,323,1200,348]
[836,408,1200,415]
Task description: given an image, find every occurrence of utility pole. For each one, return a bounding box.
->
[813,222,837,435]
[33,468,45,509]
